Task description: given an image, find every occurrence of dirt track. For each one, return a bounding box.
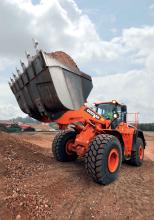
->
[0,131,154,220]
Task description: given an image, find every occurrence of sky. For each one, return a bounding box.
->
[0,0,154,122]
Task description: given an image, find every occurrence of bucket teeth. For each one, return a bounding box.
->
[10,77,14,83]
[20,60,26,71]
[9,42,93,122]
[25,51,32,63]
[13,73,18,80]
[16,67,22,77]
[32,38,40,53]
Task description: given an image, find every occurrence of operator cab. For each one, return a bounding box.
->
[95,100,127,128]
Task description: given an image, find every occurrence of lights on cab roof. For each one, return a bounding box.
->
[112,100,117,104]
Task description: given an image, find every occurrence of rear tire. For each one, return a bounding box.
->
[129,137,144,166]
[52,130,77,162]
[85,134,122,185]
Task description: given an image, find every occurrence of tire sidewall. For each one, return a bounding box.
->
[135,137,144,165]
[100,137,122,184]
[61,131,76,159]
[52,130,77,162]
[85,134,122,185]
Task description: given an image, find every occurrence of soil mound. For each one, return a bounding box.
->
[0,131,154,220]
[48,51,79,73]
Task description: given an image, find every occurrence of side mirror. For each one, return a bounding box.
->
[113,112,119,119]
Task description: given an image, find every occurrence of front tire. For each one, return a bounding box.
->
[85,134,122,185]
[52,130,77,162]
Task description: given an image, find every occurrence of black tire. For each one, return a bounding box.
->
[85,134,122,185]
[129,137,144,166]
[52,130,77,162]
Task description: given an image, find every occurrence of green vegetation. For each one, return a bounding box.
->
[12,116,40,124]
[49,122,59,130]
[0,124,21,133]
[11,116,154,131]
[138,123,154,131]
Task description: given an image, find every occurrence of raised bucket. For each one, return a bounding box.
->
[10,51,93,121]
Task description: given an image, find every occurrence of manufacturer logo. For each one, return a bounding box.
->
[85,108,101,120]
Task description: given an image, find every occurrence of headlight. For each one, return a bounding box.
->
[112,100,117,104]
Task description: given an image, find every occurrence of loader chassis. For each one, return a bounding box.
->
[52,105,145,184]
[55,105,142,159]
[10,47,145,185]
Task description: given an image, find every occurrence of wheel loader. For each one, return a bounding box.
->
[9,42,146,185]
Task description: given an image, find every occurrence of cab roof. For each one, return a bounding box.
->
[94,100,124,106]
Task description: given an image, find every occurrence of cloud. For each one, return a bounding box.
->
[0,83,25,119]
[0,0,153,122]
[87,26,154,122]
[1,0,153,72]
[149,4,154,10]
[0,0,102,61]
[0,104,24,119]
[89,66,154,123]
[0,57,10,72]
[0,0,124,69]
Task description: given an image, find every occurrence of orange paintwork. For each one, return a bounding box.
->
[139,145,144,160]
[57,106,105,125]
[65,139,75,155]
[117,122,134,156]
[108,148,119,173]
[73,123,97,156]
[54,105,136,158]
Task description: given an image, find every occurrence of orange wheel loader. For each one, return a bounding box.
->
[9,43,146,185]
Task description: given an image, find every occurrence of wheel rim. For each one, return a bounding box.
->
[139,145,144,160]
[108,148,119,173]
[65,139,74,155]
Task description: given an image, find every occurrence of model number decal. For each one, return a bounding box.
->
[85,108,101,120]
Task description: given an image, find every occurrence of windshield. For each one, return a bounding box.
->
[96,103,118,120]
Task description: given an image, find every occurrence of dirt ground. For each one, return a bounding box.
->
[0,131,154,220]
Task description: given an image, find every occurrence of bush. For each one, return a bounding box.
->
[138,123,154,131]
